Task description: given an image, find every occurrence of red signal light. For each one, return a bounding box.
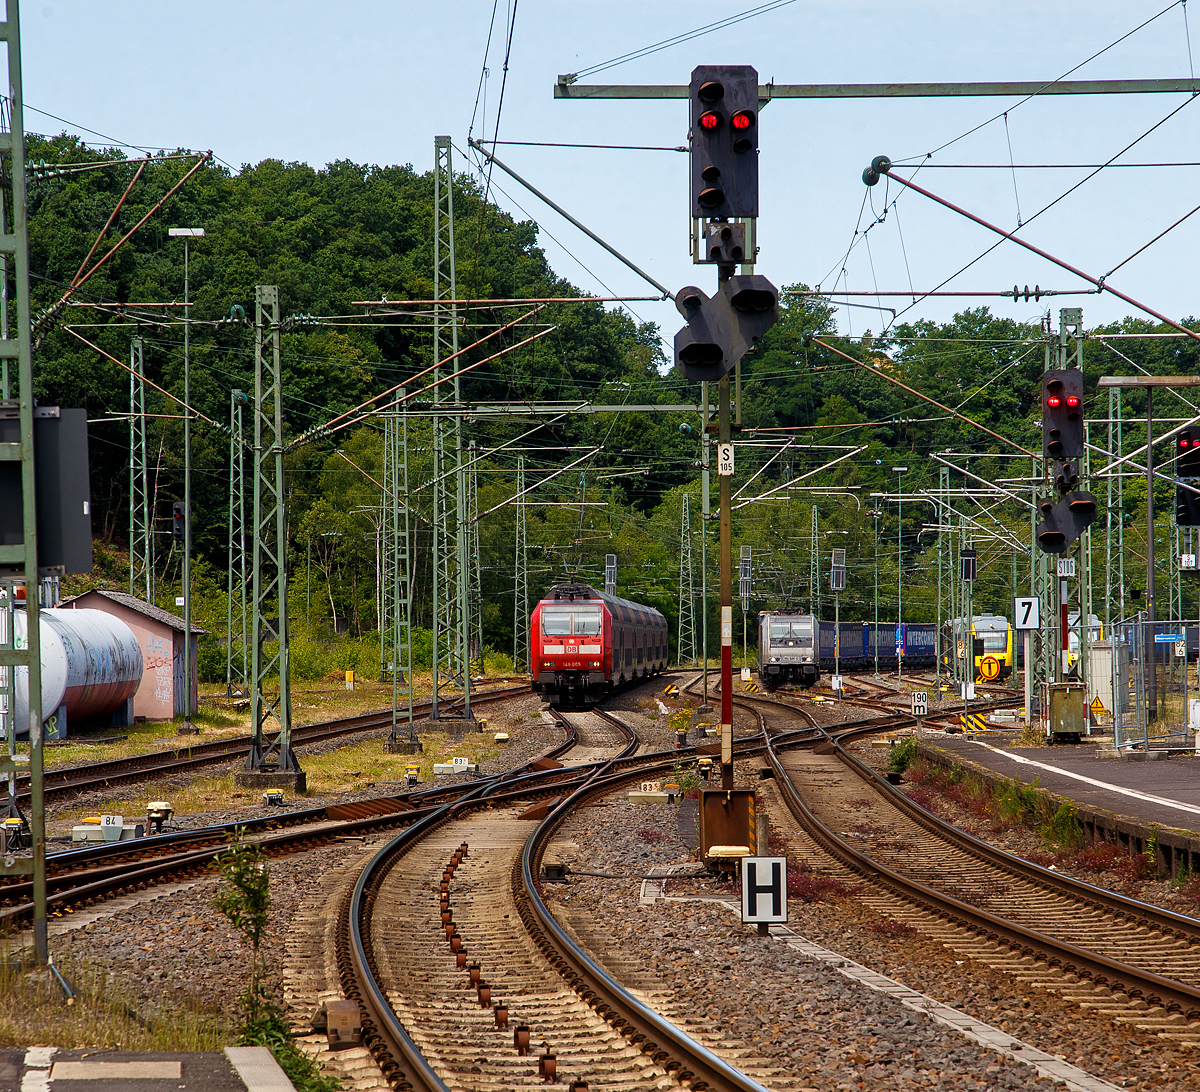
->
[731,111,753,130]
[1065,395,1080,407]
[1191,440,1200,447]
[1046,396,1062,408]
[699,111,722,131]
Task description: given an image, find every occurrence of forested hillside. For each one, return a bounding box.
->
[29,136,1199,676]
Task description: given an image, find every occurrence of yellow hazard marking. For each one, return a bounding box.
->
[744,681,759,692]
[664,684,680,697]
[959,713,987,732]
[1090,695,1107,716]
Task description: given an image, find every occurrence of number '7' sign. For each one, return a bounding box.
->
[1014,596,1039,630]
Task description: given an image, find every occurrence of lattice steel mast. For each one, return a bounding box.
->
[245,286,298,776]
[0,0,47,960]
[128,337,153,600]
[225,389,248,695]
[431,135,470,719]
[513,454,529,672]
[383,403,416,747]
[677,492,696,666]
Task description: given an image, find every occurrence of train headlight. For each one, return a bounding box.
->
[542,660,554,669]
[589,660,601,668]
[769,656,779,663]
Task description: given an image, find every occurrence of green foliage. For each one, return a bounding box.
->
[38,130,1200,665]
[670,757,701,796]
[887,736,917,773]
[237,1001,339,1092]
[1038,802,1084,850]
[214,832,338,1092]
[214,833,271,960]
[993,776,1041,823]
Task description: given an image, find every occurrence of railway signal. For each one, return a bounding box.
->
[172,501,185,542]
[1176,430,1200,525]
[1036,369,1097,552]
[674,276,779,382]
[690,65,759,220]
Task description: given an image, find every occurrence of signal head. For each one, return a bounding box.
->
[1046,395,1062,408]
[699,111,722,132]
[698,80,724,104]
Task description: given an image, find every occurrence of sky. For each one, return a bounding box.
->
[21,1,1200,350]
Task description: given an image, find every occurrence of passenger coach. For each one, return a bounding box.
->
[531,583,667,706]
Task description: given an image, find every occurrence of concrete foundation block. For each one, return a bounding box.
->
[384,740,423,754]
[234,770,307,792]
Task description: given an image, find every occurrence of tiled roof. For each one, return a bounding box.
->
[59,588,208,634]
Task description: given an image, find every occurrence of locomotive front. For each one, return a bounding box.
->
[758,609,818,689]
[531,585,610,706]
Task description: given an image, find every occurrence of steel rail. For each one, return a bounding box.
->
[517,745,779,1089]
[832,735,1200,940]
[9,684,529,804]
[763,724,1200,1017]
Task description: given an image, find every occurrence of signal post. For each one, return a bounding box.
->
[674,66,778,790]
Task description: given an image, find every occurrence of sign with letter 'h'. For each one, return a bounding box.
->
[740,856,788,924]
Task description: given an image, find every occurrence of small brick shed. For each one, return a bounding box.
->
[59,589,206,721]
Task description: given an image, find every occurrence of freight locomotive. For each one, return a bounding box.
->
[530,583,668,706]
[757,609,1012,689]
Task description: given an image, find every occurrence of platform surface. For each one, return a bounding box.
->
[926,733,1200,834]
[0,1047,295,1092]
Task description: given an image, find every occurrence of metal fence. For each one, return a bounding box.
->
[1109,615,1193,751]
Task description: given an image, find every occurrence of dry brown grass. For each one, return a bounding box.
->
[0,948,227,1050]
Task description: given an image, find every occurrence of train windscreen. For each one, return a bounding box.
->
[769,620,810,644]
[542,607,602,635]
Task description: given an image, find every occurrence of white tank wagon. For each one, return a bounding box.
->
[7,608,143,733]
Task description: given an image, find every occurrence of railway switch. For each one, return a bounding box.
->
[145,801,173,834]
[404,764,419,787]
[262,790,284,807]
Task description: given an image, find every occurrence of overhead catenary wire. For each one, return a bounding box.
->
[565,0,798,81]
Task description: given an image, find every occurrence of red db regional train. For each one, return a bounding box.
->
[531,583,668,706]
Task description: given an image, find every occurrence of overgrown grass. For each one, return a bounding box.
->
[0,949,227,1050]
[60,730,505,826]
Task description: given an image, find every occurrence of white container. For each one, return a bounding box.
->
[8,608,143,732]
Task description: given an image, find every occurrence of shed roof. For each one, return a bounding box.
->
[59,589,209,634]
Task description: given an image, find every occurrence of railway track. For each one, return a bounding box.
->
[341,704,796,1091]
[756,712,1200,1038]
[11,684,529,805]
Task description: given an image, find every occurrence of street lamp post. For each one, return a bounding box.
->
[170,227,204,734]
[893,467,908,683]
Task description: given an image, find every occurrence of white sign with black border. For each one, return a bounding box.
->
[1013,596,1040,630]
[717,443,735,477]
[911,692,928,717]
[740,856,788,924]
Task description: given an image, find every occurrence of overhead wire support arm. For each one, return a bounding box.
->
[467,139,675,301]
[554,78,1200,100]
[811,336,1037,458]
[871,159,1200,346]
